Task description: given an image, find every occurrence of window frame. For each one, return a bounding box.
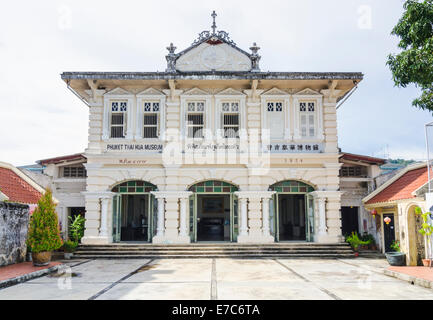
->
[136,89,166,141]
[186,101,206,139]
[102,89,134,140]
[292,90,324,142]
[215,92,246,139]
[180,89,212,140]
[260,89,290,141]
[109,101,128,139]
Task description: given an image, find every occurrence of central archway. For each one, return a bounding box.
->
[111,180,157,243]
[269,180,315,242]
[188,180,239,242]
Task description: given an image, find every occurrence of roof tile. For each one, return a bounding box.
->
[0,168,42,204]
[366,167,428,205]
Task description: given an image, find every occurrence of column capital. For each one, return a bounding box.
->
[151,191,192,199]
[234,191,266,199]
[81,191,116,199]
[309,191,342,200]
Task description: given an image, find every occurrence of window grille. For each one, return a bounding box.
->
[110,101,127,138]
[300,102,315,137]
[340,166,367,177]
[186,102,205,138]
[63,166,86,178]
[221,102,240,138]
[143,102,159,138]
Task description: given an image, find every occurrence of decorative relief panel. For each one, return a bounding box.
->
[176,42,251,72]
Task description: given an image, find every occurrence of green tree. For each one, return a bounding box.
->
[387,0,433,112]
[26,189,63,253]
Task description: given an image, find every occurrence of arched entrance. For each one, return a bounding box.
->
[188,180,239,242]
[407,205,426,265]
[269,180,315,242]
[111,180,157,242]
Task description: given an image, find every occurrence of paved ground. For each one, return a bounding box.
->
[0,258,433,300]
[0,262,62,281]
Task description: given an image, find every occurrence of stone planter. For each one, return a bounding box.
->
[32,251,52,266]
[385,252,406,266]
[64,252,73,260]
[422,259,432,267]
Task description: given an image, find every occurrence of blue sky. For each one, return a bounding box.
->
[0,0,431,166]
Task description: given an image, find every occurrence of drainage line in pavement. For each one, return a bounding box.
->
[211,259,217,300]
[69,259,94,268]
[273,259,342,300]
[88,259,155,300]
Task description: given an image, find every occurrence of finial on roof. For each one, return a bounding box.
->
[211,11,217,34]
[167,43,177,54]
[250,42,261,72]
[165,43,177,72]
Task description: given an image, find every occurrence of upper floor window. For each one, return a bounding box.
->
[186,101,205,138]
[143,102,159,138]
[299,102,315,138]
[62,165,86,178]
[267,101,284,139]
[340,165,367,178]
[222,102,240,138]
[110,101,127,138]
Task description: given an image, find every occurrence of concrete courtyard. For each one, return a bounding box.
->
[1,258,433,300]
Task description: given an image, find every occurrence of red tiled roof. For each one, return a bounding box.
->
[340,152,386,165]
[0,167,42,204]
[37,153,86,165]
[366,167,429,205]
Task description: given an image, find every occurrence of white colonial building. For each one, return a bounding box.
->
[61,14,363,245]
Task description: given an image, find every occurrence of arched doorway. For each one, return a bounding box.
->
[111,180,157,242]
[407,205,426,265]
[269,180,315,242]
[188,180,239,242]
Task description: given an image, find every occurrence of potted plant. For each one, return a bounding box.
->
[345,232,370,256]
[415,207,433,267]
[62,240,78,259]
[360,233,377,251]
[26,189,63,266]
[68,214,86,244]
[385,240,406,266]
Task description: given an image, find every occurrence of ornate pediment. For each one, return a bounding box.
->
[136,88,164,96]
[216,88,245,96]
[165,11,260,73]
[104,87,132,96]
[262,87,289,96]
[294,88,321,96]
[182,87,209,96]
[175,42,252,72]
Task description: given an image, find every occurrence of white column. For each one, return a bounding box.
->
[179,197,188,237]
[156,197,165,237]
[262,197,270,236]
[99,197,109,237]
[239,198,248,236]
[318,197,327,235]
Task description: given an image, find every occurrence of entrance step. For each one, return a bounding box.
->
[73,243,354,259]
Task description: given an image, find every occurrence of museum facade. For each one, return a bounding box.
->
[61,14,363,245]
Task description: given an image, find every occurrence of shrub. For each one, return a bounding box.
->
[345,232,371,251]
[26,189,63,253]
[62,240,78,253]
[68,214,86,243]
[390,240,401,252]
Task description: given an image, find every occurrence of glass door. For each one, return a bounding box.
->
[274,193,280,242]
[189,194,197,242]
[230,194,239,242]
[112,194,121,242]
[151,195,158,239]
[147,194,154,242]
[306,193,315,242]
